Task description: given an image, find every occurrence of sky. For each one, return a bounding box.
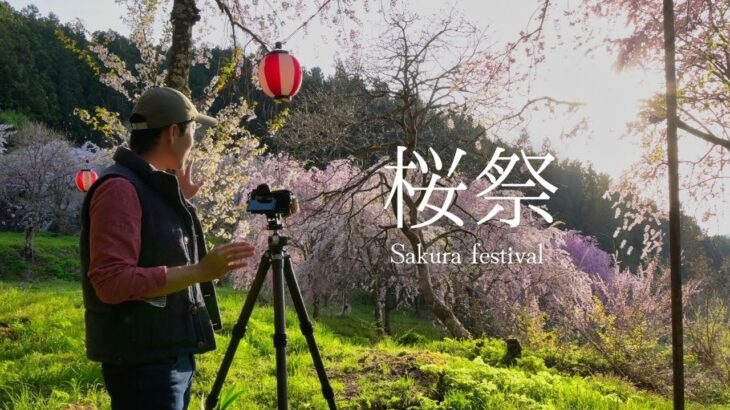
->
[7,0,730,236]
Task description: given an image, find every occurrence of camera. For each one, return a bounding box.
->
[246,183,299,217]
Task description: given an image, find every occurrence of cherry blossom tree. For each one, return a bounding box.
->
[271,3,557,338]
[231,153,417,324]
[572,0,730,220]
[60,0,263,243]
[563,230,614,284]
[61,0,372,243]
[230,150,602,340]
[0,123,100,234]
[0,124,12,154]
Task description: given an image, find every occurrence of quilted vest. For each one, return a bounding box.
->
[80,147,217,365]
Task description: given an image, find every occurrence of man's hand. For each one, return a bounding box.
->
[143,241,256,299]
[197,241,256,282]
[176,158,206,200]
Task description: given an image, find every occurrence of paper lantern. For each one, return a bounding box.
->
[76,163,98,192]
[258,42,302,103]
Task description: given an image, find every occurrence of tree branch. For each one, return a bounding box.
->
[214,0,270,52]
[677,119,730,151]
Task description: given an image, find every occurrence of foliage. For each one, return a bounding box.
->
[396,330,428,346]
[563,260,703,395]
[0,110,29,129]
[580,296,670,391]
[685,297,730,402]
[0,2,130,144]
[2,279,724,409]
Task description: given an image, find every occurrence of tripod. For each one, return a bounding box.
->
[205,214,337,410]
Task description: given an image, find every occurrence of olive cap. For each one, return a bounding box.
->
[131,87,218,130]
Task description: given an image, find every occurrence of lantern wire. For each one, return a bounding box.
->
[215,0,271,52]
[218,0,336,54]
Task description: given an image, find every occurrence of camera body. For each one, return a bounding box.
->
[246,184,299,217]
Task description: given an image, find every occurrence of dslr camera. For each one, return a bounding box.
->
[246,183,299,217]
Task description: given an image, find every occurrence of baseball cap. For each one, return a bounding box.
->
[130,87,218,130]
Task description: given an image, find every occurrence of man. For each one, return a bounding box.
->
[79,86,256,410]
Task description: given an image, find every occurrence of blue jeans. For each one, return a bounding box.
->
[101,353,196,410]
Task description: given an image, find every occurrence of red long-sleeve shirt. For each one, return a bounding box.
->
[88,177,168,304]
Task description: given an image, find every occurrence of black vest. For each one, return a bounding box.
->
[80,147,218,365]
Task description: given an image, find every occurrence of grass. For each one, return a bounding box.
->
[0,232,80,281]
[0,232,726,409]
[2,280,715,410]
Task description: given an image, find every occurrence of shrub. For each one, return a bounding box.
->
[0,110,30,128]
[685,297,730,402]
[396,330,427,346]
[565,262,691,393]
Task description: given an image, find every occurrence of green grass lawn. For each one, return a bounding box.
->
[0,232,723,409]
[0,232,80,281]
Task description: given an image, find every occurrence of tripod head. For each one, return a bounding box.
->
[266,221,289,250]
[264,213,286,231]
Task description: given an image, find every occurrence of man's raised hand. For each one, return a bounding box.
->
[176,158,206,200]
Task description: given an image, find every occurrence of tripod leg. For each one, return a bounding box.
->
[205,252,271,410]
[272,251,289,410]
[283,255,338,410]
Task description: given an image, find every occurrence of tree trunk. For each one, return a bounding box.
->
[414,294,422,317]
[339,294,351,316]
[662,0,685,406]
[468,280,483,336]
[384,285,396,335]
[165,0,200,95]
[390,147,470,339]
[402,228,470,338]
[312,290,320,319]
[415,263,470,338]
[23,220,34,261]
[373,284,386,336]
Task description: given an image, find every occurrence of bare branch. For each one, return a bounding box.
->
[677,119,730,151]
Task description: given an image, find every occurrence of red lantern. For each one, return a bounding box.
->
[76,162,98,192]
[258,42,302,103]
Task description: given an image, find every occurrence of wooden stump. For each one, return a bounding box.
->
[503,338,522,365]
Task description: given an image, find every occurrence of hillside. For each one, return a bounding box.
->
[0,233,722,409]
[0,280,689,410]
